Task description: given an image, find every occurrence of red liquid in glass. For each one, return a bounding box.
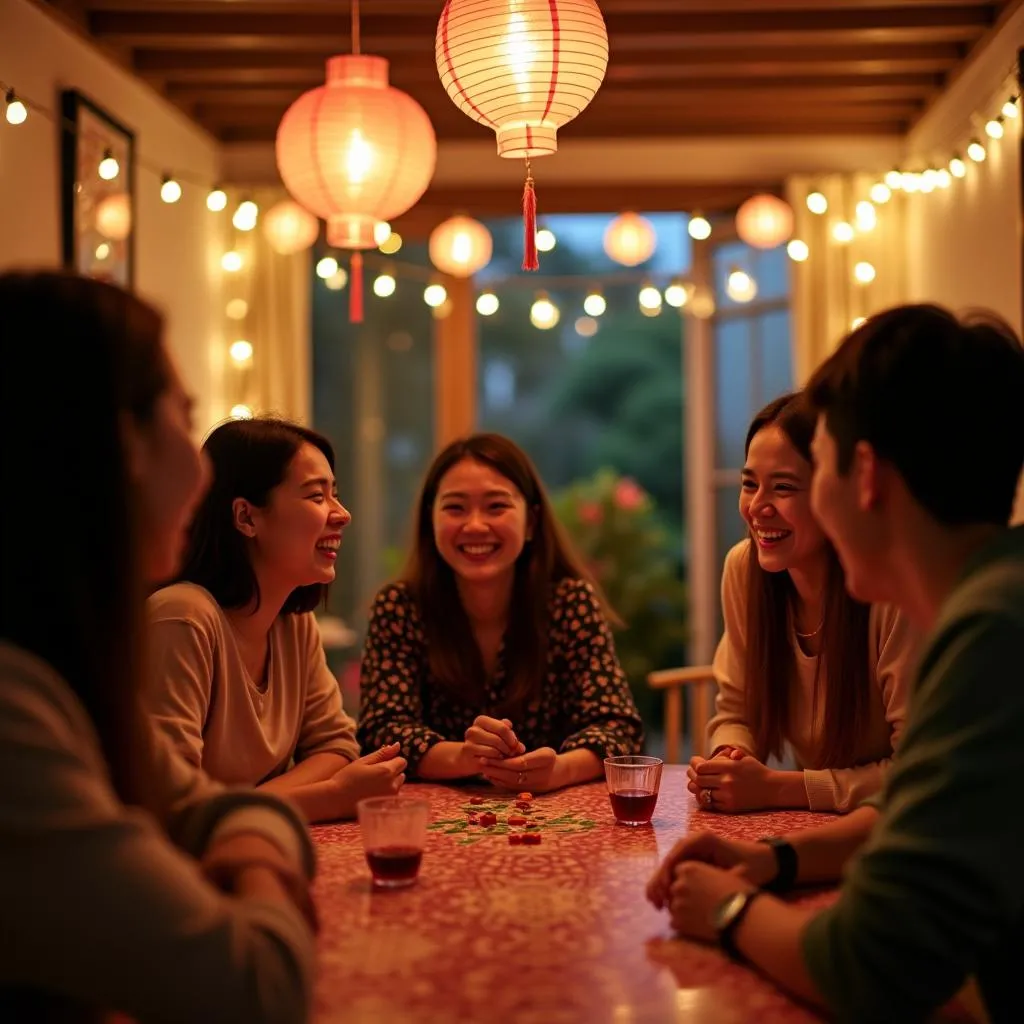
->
[366,845,423,884]
[609,790,658,824]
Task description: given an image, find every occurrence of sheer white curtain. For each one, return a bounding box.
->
[786,172,908,385]
[219,187,313,425]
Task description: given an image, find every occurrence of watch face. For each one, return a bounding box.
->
[713,891,748,932]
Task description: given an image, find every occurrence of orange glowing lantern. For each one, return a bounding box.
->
[603,212,657,267]
[429,216,493,277]
[262,200,320,255]
[94,193,132,242]
[436,0,608,270]
[276,36,436,321]
[735,194,794,250]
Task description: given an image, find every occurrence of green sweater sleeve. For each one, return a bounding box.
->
[802,613,1024,1022]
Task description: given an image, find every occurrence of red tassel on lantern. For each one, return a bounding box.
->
[349,252,364,323]
[521,163,539,272]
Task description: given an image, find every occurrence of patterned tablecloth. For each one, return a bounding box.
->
[311,765,840,1024]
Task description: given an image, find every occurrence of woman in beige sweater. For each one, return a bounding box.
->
[147,418,406,823]
[690,393,918,814]
[1,271,315,1022]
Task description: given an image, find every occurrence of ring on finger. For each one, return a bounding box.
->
[700,788,713,808]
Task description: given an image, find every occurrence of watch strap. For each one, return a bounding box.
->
[759,837,798,894]
[717,890,760,962]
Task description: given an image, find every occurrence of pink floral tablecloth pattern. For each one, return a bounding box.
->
[311,765,836,1023]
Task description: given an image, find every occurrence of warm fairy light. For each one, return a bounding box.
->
[583,291,606,316]
[4,91,27,125]
[95,243,110,260]
[664,281,688,308]
[207,189,228,212]
[855,201,877,231]
[379,232,403,255]
[530,295,559,330]
[230,404,253,420]
[966,139,987,162]
[221,251,244,272]
[853,261,876,284]
[374,221,392,245]
[316,256,339,279]
[226,298,249,319]
[229,340,254,363]
[869,183,891,204]
[805,192,828,215]
[638,285,662,310]
[424,283,448,307]
[1003,97,1020,119]
[535,228,556,252]
[98,151,120,181]
[160,177,182,204]
[851,317,866,330]
[918,170,937,194]
[935,168,952,188]
[373,273,397,298]
[324,269,348,291]
[985,118,1004,140]
[476,292,500,316]
[725,269,757,303]
[786,239,809,262]
[575,316,598,337]
[831,222,854,243]
[233,200,258,231]
[949,156,967,178]
[884,170,903,190]
[687,215,711,240]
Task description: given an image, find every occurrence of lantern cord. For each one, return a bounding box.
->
[349,251,364,323]
[351,0,361,55]
[521,157,539,272]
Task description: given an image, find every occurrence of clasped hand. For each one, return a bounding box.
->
[463,716,562,793]
[687,747,775,813]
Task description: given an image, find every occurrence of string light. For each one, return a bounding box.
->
[373,273,397,298]
[869,183,892,204]
[949,156,967,178]
[831,222,854,244]
[374,221,392,246]
[98,150,120,181]
[725,268,757,303]
[687,215,711,240]
[232,200,258,231]
[575,316,598,337]
[664,280,688,308]
[854,261,876,284]
[379,232,403,255]
[1003,97,1020,119]
[583,291,606,316]
[854,201,877,232]
[966,139,987,162]
[424,283,448,308]
[323,270,348,291]
[160,176,182,204]
[4,88,26,124]
[229,340,254,363]
[786,239,809,262]
[530,294,560,330]
[884,170,903,190]
[535,228,557,252]
[316,256,339,279]
[984,117,1004,139]
[806,192,828,215]
[230,404,254,420]
[226,298,248,319]
[638,284,662,310]
[476,292,500,316]
[207,188,228,212]
[221,251,244,272]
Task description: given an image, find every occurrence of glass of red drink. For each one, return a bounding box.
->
[604,755,663,826]
[357,796,430,889]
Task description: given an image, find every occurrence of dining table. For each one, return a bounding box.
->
[309,764,851,1023]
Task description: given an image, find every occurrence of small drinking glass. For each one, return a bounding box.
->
[357,796,430,889]
[604,755,664,826]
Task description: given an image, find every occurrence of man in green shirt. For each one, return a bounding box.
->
[648,304,1024,1022]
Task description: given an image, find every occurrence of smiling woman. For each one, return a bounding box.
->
[357,432,645,794]
[144,417,408,823]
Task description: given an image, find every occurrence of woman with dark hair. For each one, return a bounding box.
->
[147,417,405,823]
[0,271,316,1021]
[689,392,918,814]
[357,433,644,793]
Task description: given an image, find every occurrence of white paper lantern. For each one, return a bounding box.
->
[735,194,793,250]
[429,216,493,277]
[94,193,132,241]
[262,200,320,255]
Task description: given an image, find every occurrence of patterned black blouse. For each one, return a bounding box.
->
[357,577,645,774]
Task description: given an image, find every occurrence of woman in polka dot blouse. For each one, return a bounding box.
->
[357,433,644,793]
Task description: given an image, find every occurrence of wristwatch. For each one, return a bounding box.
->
[712,889,760,962]
[759,836,798,894]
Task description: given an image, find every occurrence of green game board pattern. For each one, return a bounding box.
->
[429,799,598,845]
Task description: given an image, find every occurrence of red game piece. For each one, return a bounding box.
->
[479,812,498,827]
[469,796,485,805]
[517,792,533,801]
[523,833,542,845]
[515,801,532,812]
[508,834,524,845]
[468,816,479,825]
[507,815,527,826]
[525,822,538,829]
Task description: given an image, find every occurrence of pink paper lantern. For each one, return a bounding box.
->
[435,0,608,270]
[276,54,437,320]
[429,216,493,277]
[262,200,320,255]
[735,194,794,250]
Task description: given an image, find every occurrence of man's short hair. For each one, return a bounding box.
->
[806,303,1024,526]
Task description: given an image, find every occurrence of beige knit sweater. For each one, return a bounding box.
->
[707,541,920,812]
[146,583,359,786]
[0,641,315,1023]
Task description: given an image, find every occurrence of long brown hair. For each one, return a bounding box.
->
[743,393,871,768]
[0,271,169,809]
[402,433,616,714]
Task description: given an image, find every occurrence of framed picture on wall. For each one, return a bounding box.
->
[60,89,136,289]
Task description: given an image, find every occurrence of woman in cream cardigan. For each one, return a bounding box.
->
[689,392,919,814]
